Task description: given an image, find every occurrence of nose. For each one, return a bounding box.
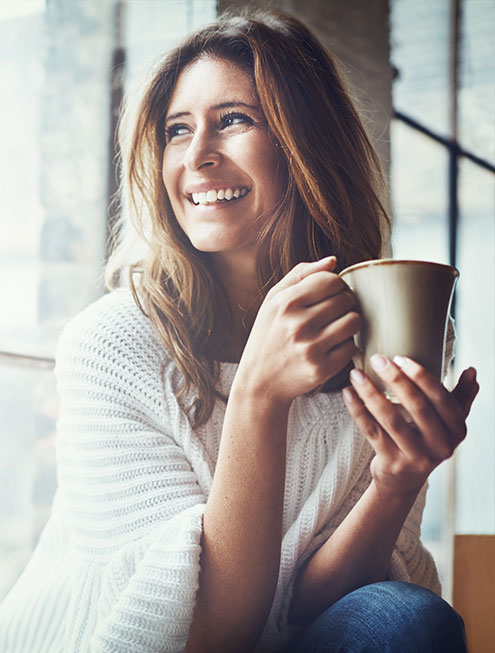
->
[184,128,222,171]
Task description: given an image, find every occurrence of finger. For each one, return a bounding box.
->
[297,271,347,307]
[342,385,399,458]
[322,338,358,379]
[451,367,479,418]
[349,366,427,459]
[303,289,356,331]
[391,356,468,447]
[272,256,337,293]
[317,310,361,352]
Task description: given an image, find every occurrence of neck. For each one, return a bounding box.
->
[209,250,263,362]
[211,250,262,313]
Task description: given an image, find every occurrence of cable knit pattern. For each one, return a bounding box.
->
[0,289,442,653]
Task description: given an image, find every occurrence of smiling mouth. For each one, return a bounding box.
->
[190,187,250,206]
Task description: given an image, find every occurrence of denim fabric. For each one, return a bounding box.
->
[285,581,467,653]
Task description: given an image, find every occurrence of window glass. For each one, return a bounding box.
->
[125,0,217,84]
[458,0,495,165]
[454,160,495,533]
[0,0,216,601]
[391,0,495,595]
[0,1,114,354]
[0,361,56,601]
[391,0,450,136]
[390,121,450,264]
[454,0,494,535]
[0,5,45,350]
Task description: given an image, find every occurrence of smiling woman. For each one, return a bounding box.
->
[110,10,390,420]
[0,8,478,653]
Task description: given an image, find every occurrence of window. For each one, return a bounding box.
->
[0,0,216,601]
[391,0,495,595]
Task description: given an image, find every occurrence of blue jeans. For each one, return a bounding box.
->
[285,581,467,652]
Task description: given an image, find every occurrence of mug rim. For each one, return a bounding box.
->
[339,258,460,278]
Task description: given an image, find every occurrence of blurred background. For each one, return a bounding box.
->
[0,0,493,614]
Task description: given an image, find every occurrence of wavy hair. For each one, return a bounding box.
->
[106,9,390,426]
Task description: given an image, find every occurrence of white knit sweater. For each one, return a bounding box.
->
[0,289,442,653]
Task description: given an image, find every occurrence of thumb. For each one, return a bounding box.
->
[317,255,337,272]
[452,367,479,418]
[276,256,337,291]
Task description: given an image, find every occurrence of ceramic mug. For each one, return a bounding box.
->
[340,258,459,403]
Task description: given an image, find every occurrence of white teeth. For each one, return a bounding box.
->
[191,187,249,204]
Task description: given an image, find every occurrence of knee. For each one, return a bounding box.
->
[286,582,466,653]
[357,581,466,652]
[378,580,461,622]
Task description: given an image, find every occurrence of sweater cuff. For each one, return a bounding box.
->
[91,503,205,653]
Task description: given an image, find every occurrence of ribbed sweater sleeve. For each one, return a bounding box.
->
[54,292,207,652]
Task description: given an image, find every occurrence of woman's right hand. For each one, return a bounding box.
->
[237,256,361,405]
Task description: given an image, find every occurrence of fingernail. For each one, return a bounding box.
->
[467,367,477,380]
[342,387,354,402]
[350,368,366,384]
[370,353,388,371]
[393,355,410,368]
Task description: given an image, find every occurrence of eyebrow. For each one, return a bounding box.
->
[165,101,260,124]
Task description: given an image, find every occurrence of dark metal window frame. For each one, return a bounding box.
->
[0,350,55,370]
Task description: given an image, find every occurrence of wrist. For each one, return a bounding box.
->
[231,363,293,415]
[222,372,291,456]
[369,476,423,507]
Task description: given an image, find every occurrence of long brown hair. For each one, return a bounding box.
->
[106,9,390,426]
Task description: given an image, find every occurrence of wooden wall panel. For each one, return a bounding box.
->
[453,534,495,653]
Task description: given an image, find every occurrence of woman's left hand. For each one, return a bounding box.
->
[343,355,479,497]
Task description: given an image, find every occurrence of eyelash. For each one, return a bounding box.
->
[165,124,188,141]
[165,111,254,142]
[219,111,254,128]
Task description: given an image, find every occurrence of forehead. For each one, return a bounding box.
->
[166,56,258,116]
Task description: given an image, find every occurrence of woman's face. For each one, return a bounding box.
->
[162,56,283,261]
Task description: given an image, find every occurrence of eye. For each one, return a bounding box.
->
[219,111,254,129]
[165,123,190,142]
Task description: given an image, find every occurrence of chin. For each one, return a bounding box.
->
[191,244,242,255]
[186,231,251,255]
